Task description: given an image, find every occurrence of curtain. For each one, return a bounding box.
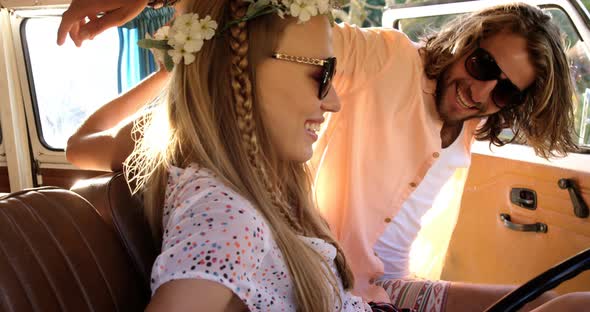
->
[117,7,175,93]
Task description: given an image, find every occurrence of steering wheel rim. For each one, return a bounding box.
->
[484,248,590,312]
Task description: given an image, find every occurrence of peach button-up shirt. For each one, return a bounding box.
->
[311,23,480,302]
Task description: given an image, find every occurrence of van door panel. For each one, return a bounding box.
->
[442,153,590,294]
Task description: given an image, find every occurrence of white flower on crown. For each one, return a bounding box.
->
[316,0,330,14]
[198,16,218,40]
[265,0,332,23]
[141,1,332,70]
[170,29,204,52]
[154,26,170,40]
[166,13,218,65]
[289,0,318,22]
[169,47,196,65]
[174,13,200,33]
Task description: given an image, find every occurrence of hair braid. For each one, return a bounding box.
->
[228,0,304,234]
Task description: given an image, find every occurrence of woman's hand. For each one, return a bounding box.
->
[57,0,148,47]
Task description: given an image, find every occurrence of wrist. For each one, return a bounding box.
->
[155,67,171,79]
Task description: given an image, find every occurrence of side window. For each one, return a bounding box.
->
[397,13,459,42]
[582,89,590,147]
[22,17,119,151]
[548,8,590,149]
[396,7,590,152]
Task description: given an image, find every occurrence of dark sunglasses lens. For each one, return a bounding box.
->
[319,58,336,100]
[466,49,501,81]
[493,80,525,108]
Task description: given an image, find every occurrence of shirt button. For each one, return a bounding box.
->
[384,217,392,223]
[409,182,417,188]
[433,152,440,158]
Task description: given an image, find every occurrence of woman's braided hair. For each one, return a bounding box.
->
[228,0,305,234]
[227,0,353,308]
[130,0,354,309]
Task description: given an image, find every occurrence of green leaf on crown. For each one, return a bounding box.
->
[138,39,171,50]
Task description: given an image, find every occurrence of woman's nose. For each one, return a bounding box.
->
[320,85,341,113]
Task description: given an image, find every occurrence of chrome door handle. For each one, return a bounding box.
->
[500,213,548,233]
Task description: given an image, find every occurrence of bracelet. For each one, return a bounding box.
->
[147,0,180,9]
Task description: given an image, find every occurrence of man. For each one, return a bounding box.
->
[314,4,575,310]
[59,1,575,311]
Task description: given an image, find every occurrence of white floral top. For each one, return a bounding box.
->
[150,164,371,311]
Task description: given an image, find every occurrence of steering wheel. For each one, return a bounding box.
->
[484,248,590,312]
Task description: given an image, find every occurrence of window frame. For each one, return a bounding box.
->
[20,17,61,152]
[0,8,34,190]
[14,10,122,174]
[11,10,77,170]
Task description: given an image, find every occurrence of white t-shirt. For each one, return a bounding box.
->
[151,164,371,311]
[373,128,470,278]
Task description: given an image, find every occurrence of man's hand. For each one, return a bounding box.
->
[57,0,148,47]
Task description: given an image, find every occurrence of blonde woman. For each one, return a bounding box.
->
[123,0,396,311]
[63,1,590,311]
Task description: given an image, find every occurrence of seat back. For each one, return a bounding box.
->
[0,187,149,312]
[70,172,157,288]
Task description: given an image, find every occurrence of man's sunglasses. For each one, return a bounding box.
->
[465,48,527,109]
[272,53,337,100]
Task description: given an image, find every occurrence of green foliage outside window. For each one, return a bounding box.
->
[336,0,452,26]
[340,0,590,27]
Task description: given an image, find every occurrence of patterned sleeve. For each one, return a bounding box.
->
[380,278,450,312]
[151,173,272,307]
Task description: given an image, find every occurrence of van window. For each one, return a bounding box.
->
[397,13,459,42]
[23,18,119,150]
[548,7,590,149]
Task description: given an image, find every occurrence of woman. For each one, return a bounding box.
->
[127,0,393,310]
[66,1,590,311]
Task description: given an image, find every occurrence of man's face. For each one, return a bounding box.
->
[436,31,536,124]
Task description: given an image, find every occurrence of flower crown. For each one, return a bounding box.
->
[139,0,335,71]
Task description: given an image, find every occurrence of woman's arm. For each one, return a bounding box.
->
[147,279,246,312]
[66,69,170,171]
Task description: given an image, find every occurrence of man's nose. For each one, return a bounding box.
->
[321,85,341,113]
[470,79,498,105]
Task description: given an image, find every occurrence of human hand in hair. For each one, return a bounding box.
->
[57,0,148,47]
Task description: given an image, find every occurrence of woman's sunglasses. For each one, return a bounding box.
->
[272,53,337,100]
[465,48,527,109]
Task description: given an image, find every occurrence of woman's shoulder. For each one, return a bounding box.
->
[162,163,267,233]
[152,164,289,310]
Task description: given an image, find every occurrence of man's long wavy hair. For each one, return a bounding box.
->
[124,0,354,310]
[421,2,578,158]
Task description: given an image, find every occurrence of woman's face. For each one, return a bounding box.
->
[256,15,340,162]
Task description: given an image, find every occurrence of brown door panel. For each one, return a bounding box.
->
[39,168,109,189]
[442,153,590,294]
